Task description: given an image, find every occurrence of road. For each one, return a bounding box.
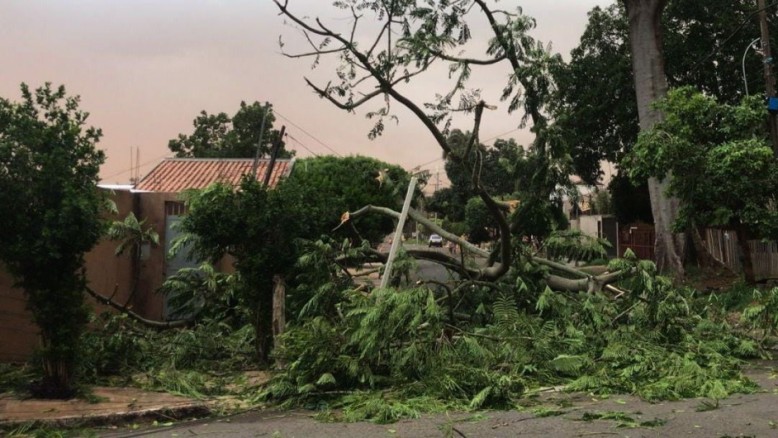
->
[103,360,778,437]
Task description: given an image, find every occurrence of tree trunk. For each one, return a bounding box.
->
[272,274,286,342]
[623,0,686,278]
[272,274,286,368]
[735,225,757,285]
[689,227,729,271]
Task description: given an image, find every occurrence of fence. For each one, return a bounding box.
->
[703,229,778,280]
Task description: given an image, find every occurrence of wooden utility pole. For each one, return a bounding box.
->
[380,176,418,289]
[757,0,778,155]
[263,125,285,186]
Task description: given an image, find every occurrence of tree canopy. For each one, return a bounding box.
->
[555,0,774,184]
[626,87,778,282]
[169,101,292,159]
[0,83,107,396]
[282,155,412,245]
[177,155,410,361]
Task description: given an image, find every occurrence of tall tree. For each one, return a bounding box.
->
[432,131,521,222]
[0,84,107,396]
[627,87,778,284]
[281,155,411,245]
[169,101,292,159]
[555,0,771,184]
[273,0,572,281]
[107,212,159,308]
[622,0,686,277]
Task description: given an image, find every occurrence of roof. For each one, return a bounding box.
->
[134,158,294,193]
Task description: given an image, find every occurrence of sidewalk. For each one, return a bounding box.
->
[0,386,209,428]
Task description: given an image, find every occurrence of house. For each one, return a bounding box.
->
[0,158,294,362]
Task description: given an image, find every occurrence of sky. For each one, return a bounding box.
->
[0,0,610,185]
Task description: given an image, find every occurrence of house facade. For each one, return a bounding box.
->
[0,158,294,362]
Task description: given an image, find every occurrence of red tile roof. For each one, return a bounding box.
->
[134,158,294,193]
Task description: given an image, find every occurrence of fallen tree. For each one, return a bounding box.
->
[340,204,630,293]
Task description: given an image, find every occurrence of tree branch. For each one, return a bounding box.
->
[344,204,626,291]
[84,286,190,329]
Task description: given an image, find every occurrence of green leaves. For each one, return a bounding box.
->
[626,87,778,239]
[0,83,107,393]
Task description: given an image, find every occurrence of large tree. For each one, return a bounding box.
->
[430,131,521,223]
[0,84,107,396]
[621,0,687,277]
[555,0,772,184]
[169,101,292,159]
[627,87,778,284]
[281,155,411,244]
[273,0,572,281]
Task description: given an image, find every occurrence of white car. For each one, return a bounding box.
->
[428,234,443,247]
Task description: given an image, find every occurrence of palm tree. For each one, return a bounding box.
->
[107,212,160,308]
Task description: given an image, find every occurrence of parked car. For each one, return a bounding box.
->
[428,234,443,247]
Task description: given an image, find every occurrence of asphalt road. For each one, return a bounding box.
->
[103,360,778,437]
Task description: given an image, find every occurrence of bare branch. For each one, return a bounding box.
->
[428,49,507,65]
[282,47,345,59]
[305,78,384,111]
[85,286,190,329]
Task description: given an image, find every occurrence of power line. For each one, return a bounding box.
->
[102,153,170,180]
[272,109,342,157]
[286,133,320,157]
[691,0,778,72]
[411,126,524,171]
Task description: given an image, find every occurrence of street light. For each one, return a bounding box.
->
[743,37,762,96]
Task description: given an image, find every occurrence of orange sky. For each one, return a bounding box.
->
[1,0,609,185]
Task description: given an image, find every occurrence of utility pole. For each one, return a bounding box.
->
[757,0,778,156]
[251,105,270,177]
[263,126,285,187]
[380,176,418,289]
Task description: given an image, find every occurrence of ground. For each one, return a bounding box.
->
[4,246,775,437]
[86,360,778,437]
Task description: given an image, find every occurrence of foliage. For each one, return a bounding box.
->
[176,178,306,363]
[262,245,760,422]
[543,230,610,263]
[464,197,496,244]
[438,132,521,222]
[79,312,256,398]
[281,155,411,245]
[169,100,292,159]
[175,155,410,362]
[107,212,160,302]
[3,422,97,438]
[159,262,245,323]
[626,87,778,239]
[609,174,653,225]
[553,0,775,184]
[0,83,106,396]
[741,287,778,342]
[590,189,612,215]
[107,212,159,257]
[551,3,636,184]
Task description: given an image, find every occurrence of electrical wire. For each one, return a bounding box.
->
[286,133,320,157]
[101,153,171,181]
[690,1,778,72]
[272,109,343,156]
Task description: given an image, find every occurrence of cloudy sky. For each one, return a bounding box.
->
[0,0,610,184]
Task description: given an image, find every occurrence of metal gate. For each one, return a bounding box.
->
[618,222,655,260]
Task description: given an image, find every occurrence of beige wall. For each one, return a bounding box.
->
[0,266,39,362]
[0,189,236,363]
[1,189,136,362]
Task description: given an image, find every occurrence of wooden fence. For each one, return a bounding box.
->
[703,229,778,280]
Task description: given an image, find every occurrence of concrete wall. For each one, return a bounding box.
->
[1,189,136,362]
[0,265,38,362]
[0,188,239,363]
